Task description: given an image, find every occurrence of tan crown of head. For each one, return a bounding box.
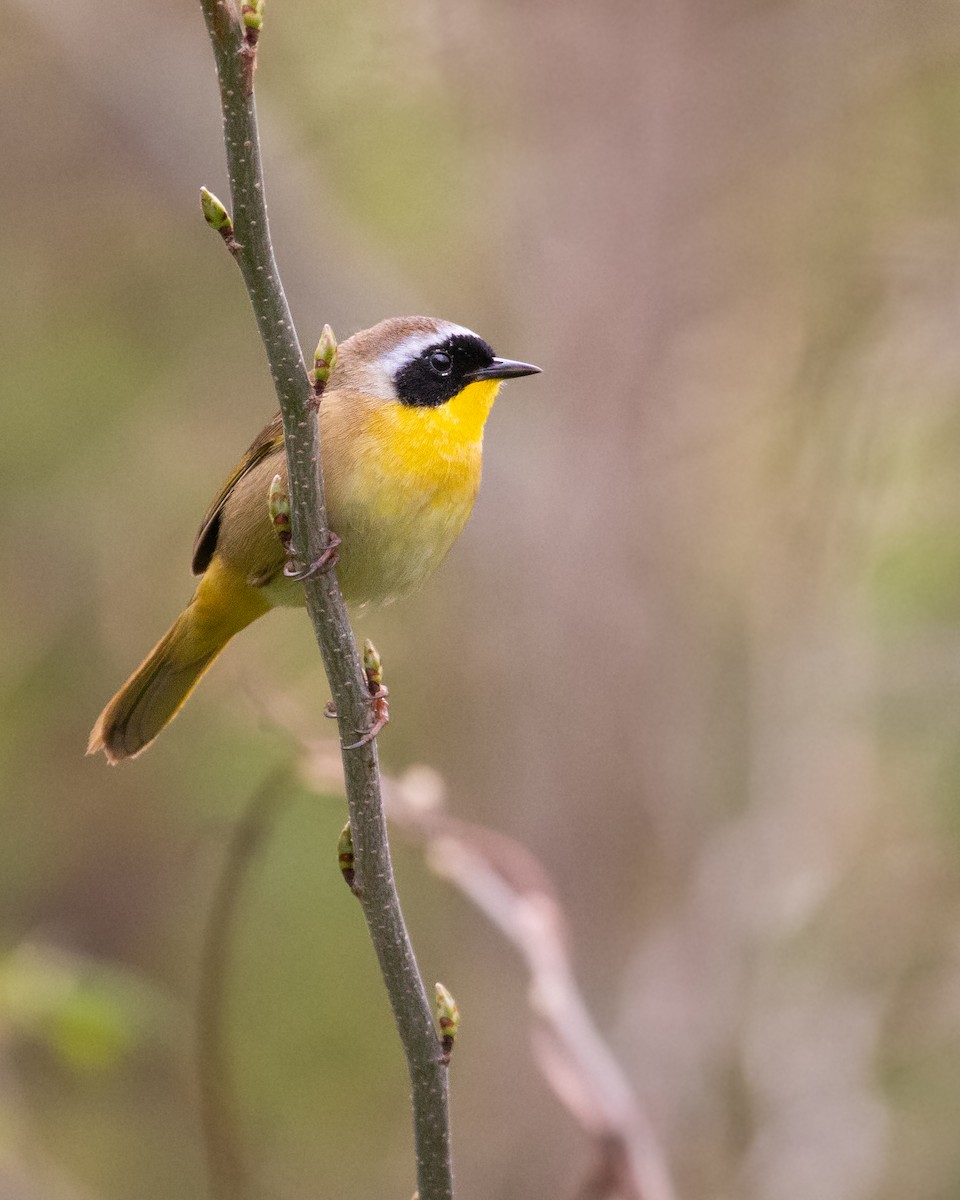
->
[333,316,479,398]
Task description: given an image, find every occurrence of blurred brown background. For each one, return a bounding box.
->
[3,0,960,1196]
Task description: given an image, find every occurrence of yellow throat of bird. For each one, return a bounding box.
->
[369,378,501,491]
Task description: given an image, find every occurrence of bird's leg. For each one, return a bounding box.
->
[280,438,381,747]
[342,683,389,750]
[324,640,389,748]
[269,473,342,582]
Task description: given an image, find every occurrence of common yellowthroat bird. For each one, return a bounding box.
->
[88,316,540,763]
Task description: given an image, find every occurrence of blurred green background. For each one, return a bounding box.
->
[4,0,960,1196]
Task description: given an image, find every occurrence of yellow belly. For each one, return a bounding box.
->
[263,379,498,607]
[333,384,496,603]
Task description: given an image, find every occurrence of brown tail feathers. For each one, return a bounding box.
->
[88,561,269,764]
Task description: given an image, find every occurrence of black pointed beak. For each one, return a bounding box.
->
[465,357,542,382]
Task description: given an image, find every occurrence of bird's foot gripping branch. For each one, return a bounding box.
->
[279,325,342,582]
[343,640,391,750]
[268,432,342,584]
[281,531,342,582]
[322,639,390,750]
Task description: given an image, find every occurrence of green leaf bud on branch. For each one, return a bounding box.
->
[241,0,264,35]
[337,821,358,893]
[341,638,390,749]
[199,187,240,254]
[268,473,292,551]
[312,324,338,397]
[362,639,383,692]
[239,1,264,94]
[435,983,459,1065]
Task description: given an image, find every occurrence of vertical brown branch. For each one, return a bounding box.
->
[194,3,453,1196]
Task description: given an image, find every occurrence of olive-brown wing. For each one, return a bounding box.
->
[191,413,285,575]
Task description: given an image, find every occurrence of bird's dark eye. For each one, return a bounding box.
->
[428,350,452,375]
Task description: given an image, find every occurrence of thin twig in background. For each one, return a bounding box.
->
[197,773,287,1200]
[302,744,678,1200]
[194,4,453,1197]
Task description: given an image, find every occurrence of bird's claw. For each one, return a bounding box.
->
[283,531,342,581]
[342,685,390,750]
[325,639,389,749]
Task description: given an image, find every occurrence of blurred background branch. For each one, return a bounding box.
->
[197,772,288,1200]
